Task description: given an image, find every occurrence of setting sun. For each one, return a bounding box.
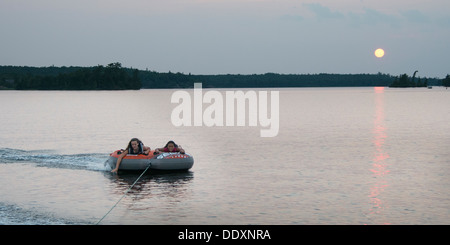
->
[375,48,385,58]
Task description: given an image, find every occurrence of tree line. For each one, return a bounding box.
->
[0,64,447,90]
[0,63,141,90]
[140,71,444,88]
[140,72,397,88]
[442,75,450,88]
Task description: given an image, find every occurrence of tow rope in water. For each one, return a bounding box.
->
[95,163,152,225]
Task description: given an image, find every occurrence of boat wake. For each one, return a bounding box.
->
[0,202,87,225]
[0,148,108,171]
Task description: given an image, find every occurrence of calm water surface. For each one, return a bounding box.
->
[0,87,449,225]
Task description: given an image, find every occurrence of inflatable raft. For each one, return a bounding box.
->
[105,150,194,172]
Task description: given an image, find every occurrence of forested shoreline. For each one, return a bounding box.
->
[0,63,141,90]
[0,63,447,90]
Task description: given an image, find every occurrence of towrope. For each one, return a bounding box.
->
[171,83,279,137]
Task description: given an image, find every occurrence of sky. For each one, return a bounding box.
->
[1,0,449,77]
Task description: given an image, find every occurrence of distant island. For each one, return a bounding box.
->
[389,70,428,88]
[0,63,448,90]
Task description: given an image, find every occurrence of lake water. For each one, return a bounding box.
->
[0,87,449,225]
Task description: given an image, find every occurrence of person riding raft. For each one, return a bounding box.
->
[111,138,151,173]
[154,140,185,154]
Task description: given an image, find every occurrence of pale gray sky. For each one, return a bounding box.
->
[1,0,449,77]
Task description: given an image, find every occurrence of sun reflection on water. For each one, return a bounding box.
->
[368,87,391,224]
